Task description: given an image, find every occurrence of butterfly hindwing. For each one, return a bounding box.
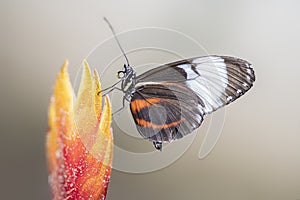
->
[130,83,204,142]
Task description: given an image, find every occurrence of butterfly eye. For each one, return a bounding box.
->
[117,71,125,79]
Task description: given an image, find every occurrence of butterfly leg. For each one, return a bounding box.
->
[97,80,122,96]
[101,80,121,91]
[112,96,127,116]
[102,87,123,96]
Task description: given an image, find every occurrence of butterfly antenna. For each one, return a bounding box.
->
[103,17,130,66]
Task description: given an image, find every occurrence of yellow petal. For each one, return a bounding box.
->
[93,69,102,120]
[74,60,99,148]
[47,60,76,169]
[100,96,112,137]
[90,96,113,165]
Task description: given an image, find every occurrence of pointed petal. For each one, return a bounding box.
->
[90,96,113,165]
[93,69,102,120]
[74,60,98,149]
[47,60,77,199]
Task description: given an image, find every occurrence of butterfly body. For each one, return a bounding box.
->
[117,55,255,150]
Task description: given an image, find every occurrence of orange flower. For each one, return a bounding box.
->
[46,60,113,200]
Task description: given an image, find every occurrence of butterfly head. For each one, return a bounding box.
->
[117,64,136,94]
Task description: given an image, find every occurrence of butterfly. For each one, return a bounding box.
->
[102,18,255,151]
[112,56,255,150]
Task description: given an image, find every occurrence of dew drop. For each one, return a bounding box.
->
[55,150,61,158]
[58,175,64,183]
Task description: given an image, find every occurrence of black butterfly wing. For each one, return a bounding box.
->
[130,83,204,143]
[130,55,255,149]
[136,55,255,114]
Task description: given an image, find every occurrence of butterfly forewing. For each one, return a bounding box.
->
[136,55,255,114]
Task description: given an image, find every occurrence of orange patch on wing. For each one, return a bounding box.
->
[130,98,162,113]
[136,118,184,129]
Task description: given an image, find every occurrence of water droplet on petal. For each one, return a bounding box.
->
[56,150,61,158]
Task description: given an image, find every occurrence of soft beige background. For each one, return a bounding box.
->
[1,0,300,199]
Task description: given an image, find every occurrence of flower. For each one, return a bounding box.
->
[46,60,113,200]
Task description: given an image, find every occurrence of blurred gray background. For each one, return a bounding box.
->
[1,0,300,199]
